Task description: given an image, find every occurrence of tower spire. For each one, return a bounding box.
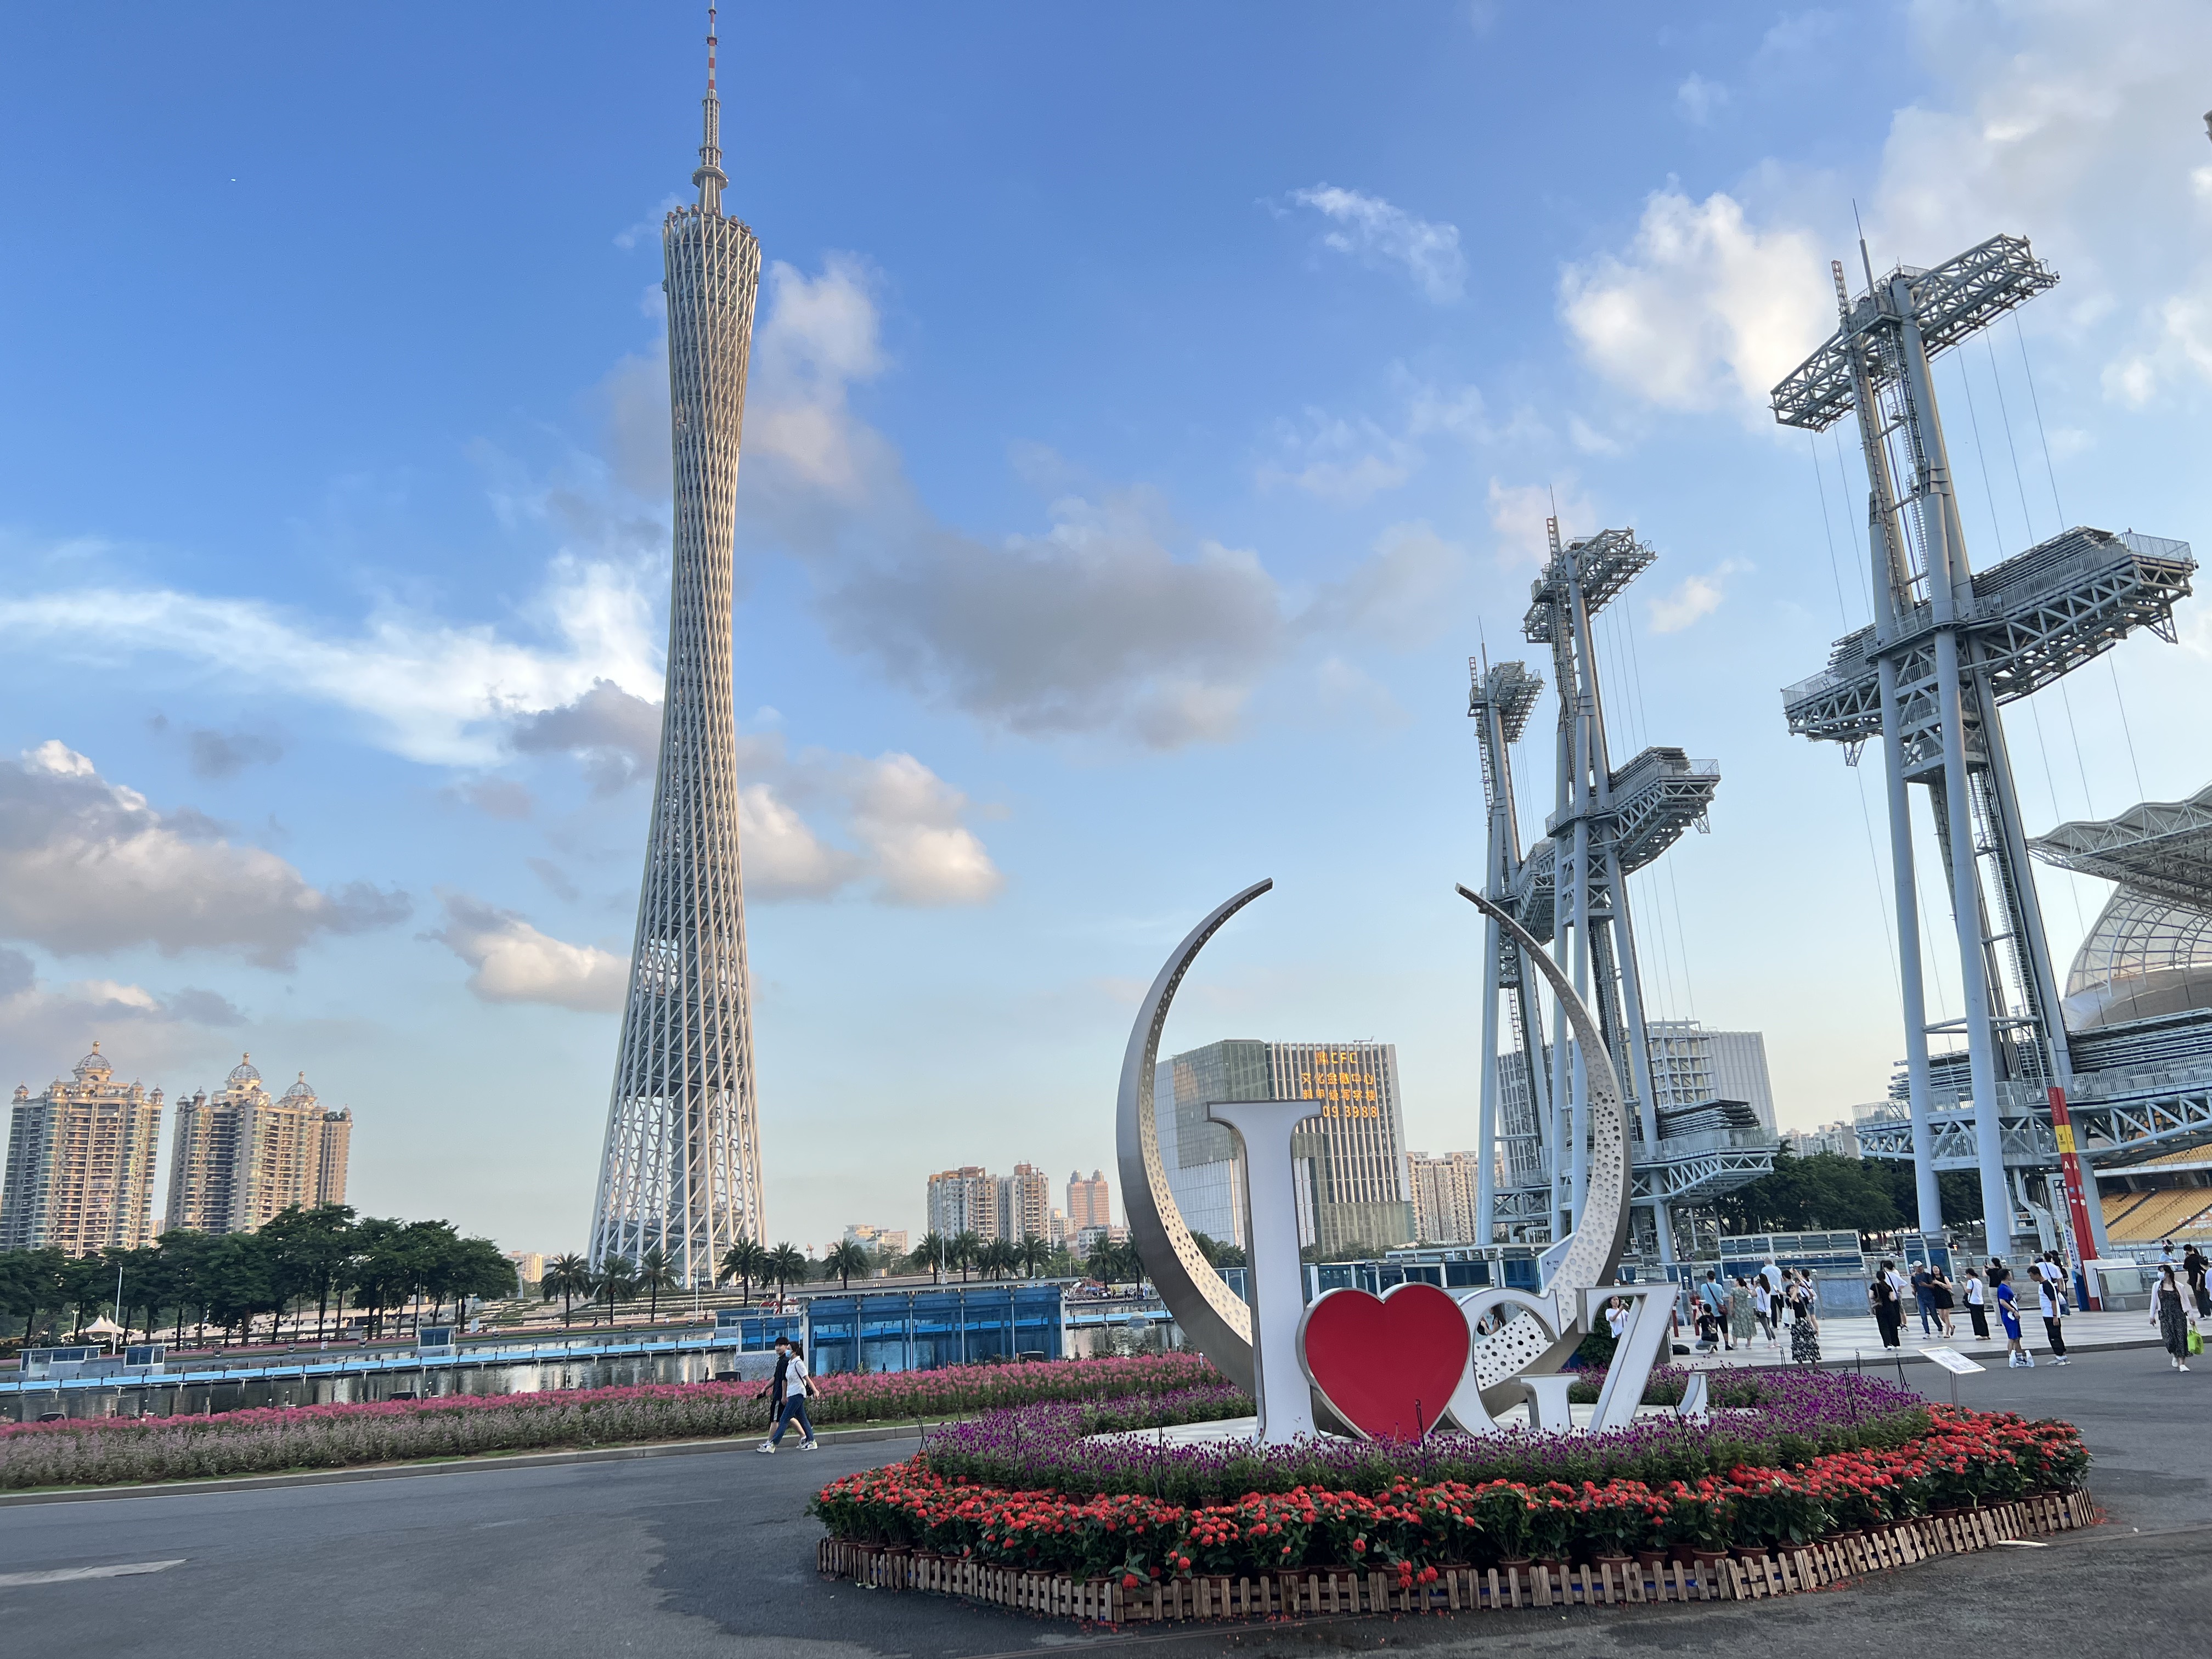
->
[694,5,726,214]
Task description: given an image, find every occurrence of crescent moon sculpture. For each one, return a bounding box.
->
[1115,879,1270,1395]
[1454,884,1630,1416]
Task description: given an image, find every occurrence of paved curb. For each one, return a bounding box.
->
[0,1421,928,1508]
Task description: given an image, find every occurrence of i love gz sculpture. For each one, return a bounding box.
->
[1115,879,1703,1446]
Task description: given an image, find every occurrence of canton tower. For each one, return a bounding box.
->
[590,8,767,1283]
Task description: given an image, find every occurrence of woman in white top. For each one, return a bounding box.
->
[1963,1267,1989,1340]
[758,1339,819,1451]
[2035,1276,2071,1366]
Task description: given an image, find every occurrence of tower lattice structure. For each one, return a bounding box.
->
[591,10,767,1284]
[1468,524,1773,1260]
[1771,233,2194,1255]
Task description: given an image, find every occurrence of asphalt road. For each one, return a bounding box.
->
[1,1346,2205,1658]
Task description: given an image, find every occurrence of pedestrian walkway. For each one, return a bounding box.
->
[1678,1306,2159,1370]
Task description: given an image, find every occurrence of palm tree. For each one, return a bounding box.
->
[766,1242,807,1299]
[949,1229,983,1284]
[541,1254,592,1324]
[820,1240,871,1290]
[1017,1232,1051,1279]
[593,1255,638,1324]
[978,1238,1020,1280]
[636,1245,678,1322]
[909,1231,949,1285]
[716,1237,766,1303]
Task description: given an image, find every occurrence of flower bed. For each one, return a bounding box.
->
[917,1369,1931,1507]
[0,1354,1223,1491]
[811,1401,2090,1584]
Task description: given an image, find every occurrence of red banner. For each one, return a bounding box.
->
[2046,1086,2102,1311]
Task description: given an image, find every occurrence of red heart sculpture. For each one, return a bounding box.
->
[1296,1283,1469,1442]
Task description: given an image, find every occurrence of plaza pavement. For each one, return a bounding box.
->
[0,1344,2203,1658]
[1683,1305,2165,1373]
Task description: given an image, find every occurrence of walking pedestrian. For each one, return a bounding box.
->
[1787,1274,1821,1364]
[755,1335,819,1452]
[1871,1268,1904,1348]
[1752,1276,1776,1346]
[1761,1257,1785,1299]
[1910,1262,1936,1336]
[1728,1276,1756,1352]
[1698,1269,1734,1352]
[2182,1246,2209,1318]
[2152,1265,2194,1372]
[1995,1268,2033,1368]
[2036,1272,2071,1365]
[1963,1266,1990,1339]
[1928,1265,1957,1338]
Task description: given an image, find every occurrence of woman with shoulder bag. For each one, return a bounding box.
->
[2152,1265,2195,1373]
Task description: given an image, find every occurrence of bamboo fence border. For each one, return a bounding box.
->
[816,1488,2095,1623]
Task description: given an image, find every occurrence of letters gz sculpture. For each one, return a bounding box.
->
[1115,880,1700,1446]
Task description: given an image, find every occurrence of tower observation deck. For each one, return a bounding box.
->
[591,10,768,1284]
[1770,232,2198,1259]
[1468,524,1773,1260]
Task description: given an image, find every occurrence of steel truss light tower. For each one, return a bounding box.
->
[1771,233,2194,1252]
[1471,522,1766,1257]
[590,9,768,1284]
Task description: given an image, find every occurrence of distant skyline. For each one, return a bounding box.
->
[2,3,2208,1256]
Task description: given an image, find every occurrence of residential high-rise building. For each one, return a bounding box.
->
[506,1251,547,1286]
[1785,1121,1863,1159]
[165,1058,352,1235]
[925,1167,999,1242]
[998,1163,1051,1243]
[1408,1150,1485,1245]
[1066,1169,1110,1230]
[1,1043,162,1255]
[1155,1040,1415,1254]
[591,15,769,1286]
[843,1223,909,1259]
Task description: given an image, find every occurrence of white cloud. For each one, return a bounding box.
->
[1257,411,1420,503]
[1676,74,1729,125]
[0,946,247,1034]
[1560,189,1830,414]
[1255,377,1496,504]
[843,754,1005,907]
[0,744,409,969]
[1486,478,1598,566]
[1564,3,2212,417]
[1649,559,1751,633]
[738,782,866,900]
[430,893,629,1013]
[1304,522,1468,650]
[1287,185,1468,303]
[0,556,662,768]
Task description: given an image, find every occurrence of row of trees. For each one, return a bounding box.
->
[1710,1150,1985,1238]
[0,1204,516,1350]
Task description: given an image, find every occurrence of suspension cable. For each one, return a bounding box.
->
[2013,314,2067,527]
[1811,431,1901,996]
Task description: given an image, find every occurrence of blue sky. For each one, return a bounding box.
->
[3,2,2209,1257]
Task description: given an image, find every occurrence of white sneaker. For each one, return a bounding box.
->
[2180,1363,2192,1373]
[800,1438,819,1450]
[756,1441,776,1454]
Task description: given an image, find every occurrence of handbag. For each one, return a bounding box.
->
[2188,1325,2204,1357]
